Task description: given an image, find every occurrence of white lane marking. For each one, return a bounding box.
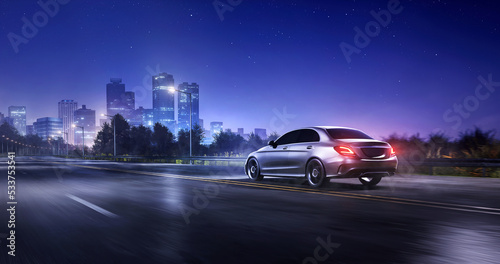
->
[66,194,119,218]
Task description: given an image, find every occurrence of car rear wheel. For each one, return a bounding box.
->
[359,175,382,186]
[246,158,263,181]
[306,158,327,188]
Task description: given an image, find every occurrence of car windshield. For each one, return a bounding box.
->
[327,128,373,139]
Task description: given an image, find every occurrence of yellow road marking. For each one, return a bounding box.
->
[34,158,500,216]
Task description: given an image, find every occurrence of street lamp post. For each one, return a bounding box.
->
[60,130,69,156]
[56,137,60,155]
[1,135,4,154]
[102,114,116,157]
[169,87,192,161]
[73,124,85,157]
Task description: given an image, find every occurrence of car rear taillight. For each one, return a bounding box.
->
[334,146,356,158]
[390,147,396,157]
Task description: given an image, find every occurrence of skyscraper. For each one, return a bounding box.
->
[210,121,223,137]
[254,128,267,140]
[106,78,135,121]
[123,91,135,119]
[58,100,78,145]
[152,73,175,132]
[177,82,200,133]
[74,105,96,148]
[199,119,204,131]
[130,106,154,127]
[8,106,26,136]
[33,117,63,141]
[26,125,34,135]
[106,78,126,117]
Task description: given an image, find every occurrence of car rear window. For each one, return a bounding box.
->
[326,128,372,139]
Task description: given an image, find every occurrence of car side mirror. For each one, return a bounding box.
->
[268,140,277,148]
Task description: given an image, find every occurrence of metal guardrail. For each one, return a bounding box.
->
[67,155,500,176]
[402,158,500,177]
[80,155,247,165]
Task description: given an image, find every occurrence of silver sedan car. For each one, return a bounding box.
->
[245,126,398,188]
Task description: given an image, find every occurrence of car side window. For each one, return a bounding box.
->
[297,129,320,143]
[275,130,300,145]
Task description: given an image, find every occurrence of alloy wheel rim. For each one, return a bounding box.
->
[250,165,257,174]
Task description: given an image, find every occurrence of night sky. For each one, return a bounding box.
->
[1,0,499,139]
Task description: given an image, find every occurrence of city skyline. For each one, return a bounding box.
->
[0,73,267,143]
[1,1,499,139]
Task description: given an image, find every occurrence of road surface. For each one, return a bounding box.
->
[1,156,500,263]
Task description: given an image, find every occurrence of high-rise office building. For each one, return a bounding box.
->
[254,128,267,140]
[152,73,175,132]
[33,117,63,141]
[177,82,200,134]
[26,125,34,135]
[123,91,135,119]
[74,105,96,148]
[0,112,4,124]
[106,78,135,121]
[106,78,125,116]
[130,106,154,127]
[210,121,223,137]
[3,117,14,127]
[58,100,78,145]
[8,106,26,135]
[237,128,244,137]
[199,119,204,130]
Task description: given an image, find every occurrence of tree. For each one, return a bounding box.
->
[24,134,45,155]
[267,131,280,142]
[93,122,113,155]
[456,127,498,158]
[210,129,245,155]
[130,125,153,155]
[112,114,131,155]
[427,132,450,158]
[0,122,20,141]
[152,122,175,156]
[177,124,205,156]
[244,132,265,153]
[0,122,22,154]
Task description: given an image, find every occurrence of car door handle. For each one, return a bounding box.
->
[282,147,288,150]
[307,146,313,149]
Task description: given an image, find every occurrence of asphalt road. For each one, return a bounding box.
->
[1,156,500,264]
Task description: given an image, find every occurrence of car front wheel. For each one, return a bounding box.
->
[306,158,327,188]
[246,158,263,181]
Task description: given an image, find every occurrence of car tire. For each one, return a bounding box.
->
[246,158,263,181]
[359,175,382,187]
[306,158,327,188]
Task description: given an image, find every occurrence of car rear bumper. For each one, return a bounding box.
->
[327,157,398,178]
